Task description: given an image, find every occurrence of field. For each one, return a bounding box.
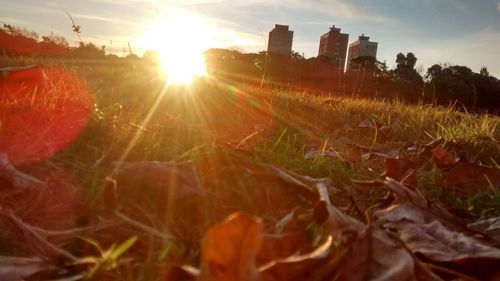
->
[1,60,500,280]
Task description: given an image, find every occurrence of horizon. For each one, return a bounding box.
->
[1,0,500,77]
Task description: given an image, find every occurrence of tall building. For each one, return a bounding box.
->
[267,24,294,56]
[347,34,378,70]
[318,25,349,69]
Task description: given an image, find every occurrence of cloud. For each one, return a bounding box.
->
[0,17,27,25]
[497,2,500,11]
[312,0,390,22]
[72,14,140,26]
[235,0,391,22]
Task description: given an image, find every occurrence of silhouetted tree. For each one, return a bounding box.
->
[39,32,70,56]
[70,42,105,59]
[391,52,424,101]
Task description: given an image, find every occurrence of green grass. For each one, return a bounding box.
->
[1,59,499,279]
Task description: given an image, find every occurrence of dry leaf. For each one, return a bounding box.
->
[200,213,263,281]
[0,256,53,281]
[431,145,459,167]
[383,158,419,188]
[333,227,419,281]
[440,162,500,195]
[468,218,500,244]
[259,235,333,281]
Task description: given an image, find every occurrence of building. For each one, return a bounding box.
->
[318,25,349,69]
[267,24,294,56]
[347,34,378,70]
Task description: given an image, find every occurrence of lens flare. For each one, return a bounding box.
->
[141,12,212,83]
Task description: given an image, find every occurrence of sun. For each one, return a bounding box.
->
[142,13,212,83]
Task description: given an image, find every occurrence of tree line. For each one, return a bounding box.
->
[205,49,500,113]
[1,24,498,112]
[0,24,126,60]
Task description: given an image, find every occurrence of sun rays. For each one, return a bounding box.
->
[140,12,212,84]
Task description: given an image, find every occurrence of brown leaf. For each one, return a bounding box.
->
[373,179,500,280]
[313,200,364,237]
[112,161,203,204]
[380,219,500,280]
[200,213,263,281]
[333,227,421,281]
[259,235,333,281]
[440,162,500,195]
[110,161,206,238]
[0,256,53,281]
[468,218,500,245]
[257,209,313,266]
[383,220,500,263]
[431,145,459,167]
[383,158,419,188]
[374,178,465,230]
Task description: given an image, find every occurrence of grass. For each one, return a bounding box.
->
[1,58,499,279]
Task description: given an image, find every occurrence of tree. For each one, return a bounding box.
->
[39,32,70,56]
[391,52,424,101]
[0,24,38,55]
[479,66,489,77]
[70,42,105,59]
[424,64,484,108]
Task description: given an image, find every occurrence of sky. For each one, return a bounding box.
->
[1,0,500,77]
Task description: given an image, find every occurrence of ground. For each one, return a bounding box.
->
[0,61,499,280]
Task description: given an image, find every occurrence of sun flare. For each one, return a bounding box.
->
[142,13,212,83]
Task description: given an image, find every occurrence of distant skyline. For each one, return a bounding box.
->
[1,0,500,76]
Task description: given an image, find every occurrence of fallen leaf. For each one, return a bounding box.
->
[380,219,500,280]
[373,179,500,280]
[0,256,53,281]
[257,209,313,265]
[468,217,500,244]
[333,227,420,281]
[431,145,459,167]
[259,235,333,281]
[111,161,203,212]
[440,162,500,195]
[200,213,263,281]
[383,158,419,188]
[374,178,465,230]
[382,220,500,262]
